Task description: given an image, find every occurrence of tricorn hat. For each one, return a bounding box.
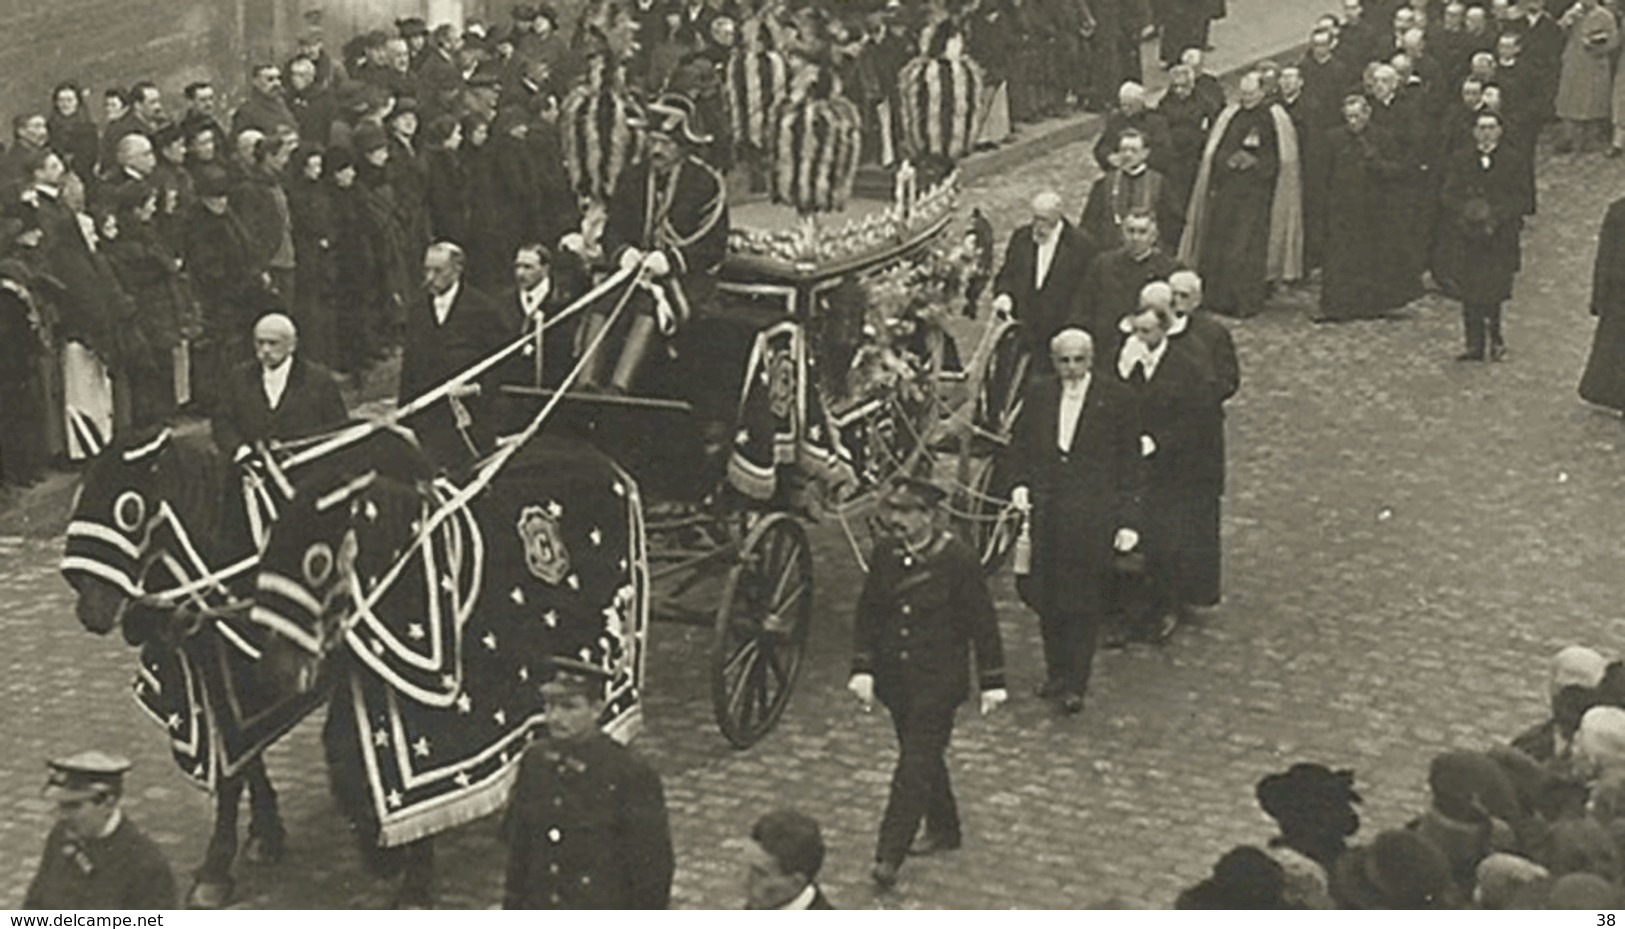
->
[631,92,714,146]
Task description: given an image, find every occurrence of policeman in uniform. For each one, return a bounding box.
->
[848,476,1008,891]
[502,657,675,909]
[581,92,730,394]
[24,751,177,909]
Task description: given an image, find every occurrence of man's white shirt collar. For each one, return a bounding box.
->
[433,281,460,325]
[777,885,818,910]
[263,357,293,409]
[1057,373,1091,452]
[1118,336,1169,379]
[521,277,552,319]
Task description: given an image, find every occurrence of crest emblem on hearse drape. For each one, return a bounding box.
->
[517,504,571,585]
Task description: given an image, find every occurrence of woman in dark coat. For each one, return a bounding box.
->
[460,114,507,288]
[103,183,192,427]
[421,115,470,250]
[150,125,196,256]
[286,146,338,369]
[47,83,100,182]
[0,210,56,487]
[479,109,546,290]
[1580,195,1625,411]
[349,136,415,363]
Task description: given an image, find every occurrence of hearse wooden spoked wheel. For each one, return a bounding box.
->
[710,513,814,748]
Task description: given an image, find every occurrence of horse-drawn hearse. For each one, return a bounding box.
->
[58,4,1021,903]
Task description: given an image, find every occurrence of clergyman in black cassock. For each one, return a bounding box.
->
[1580,196,1625,411]
[1179,76,1287,318]
[1317,94,1410,321]
[1075,212,1179,362]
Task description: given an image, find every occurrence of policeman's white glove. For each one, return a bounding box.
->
[1114,528,1140,552]
[847,673,875,711]
[980,688,1008,716]
[1009,485,1031,513]
[618,247,644,271]
[992,293,1014,320]
[643,250,672,278]
[449,383,482,399]
[1140,433,1157,458]
[233,444,254,464]
[559,232,586,255]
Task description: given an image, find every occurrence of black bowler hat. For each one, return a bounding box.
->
[882,474,947,510]
[397,16,429,37]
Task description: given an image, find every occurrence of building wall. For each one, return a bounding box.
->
[0,0,248,130]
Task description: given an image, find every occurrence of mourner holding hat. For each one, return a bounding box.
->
[502,656,675,909]
[581,91,729,394]
[24,751,177,909]
[849,474,1007,891]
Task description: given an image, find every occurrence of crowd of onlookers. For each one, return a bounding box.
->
[1174,646,1625,908]
[0,0,1233,494]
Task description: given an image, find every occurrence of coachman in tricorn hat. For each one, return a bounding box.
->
[580,91,730,393]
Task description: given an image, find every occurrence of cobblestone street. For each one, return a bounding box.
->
[10,1,1625,908]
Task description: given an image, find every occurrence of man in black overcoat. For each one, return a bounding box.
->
[991,190,1098,367]
[211,313,348,460]
[503,658,674,909]
[494,242,590,388]
[1006,329,1142,713]
[848,477,1007,890]
[399,241,510,467]
[1117,291,1221,639]
[1438,110,1524,361]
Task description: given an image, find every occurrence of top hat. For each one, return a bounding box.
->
[631,93,714,146]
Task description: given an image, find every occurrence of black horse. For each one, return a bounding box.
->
[61,426,308,907]
[59,423,425,907]
[251,428,648,907]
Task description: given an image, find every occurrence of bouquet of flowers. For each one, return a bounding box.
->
[833,228,981,406]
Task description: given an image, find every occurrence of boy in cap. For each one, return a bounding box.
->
[503,657,674,908]
[24,751,176,909]
[849,475,1007,890]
